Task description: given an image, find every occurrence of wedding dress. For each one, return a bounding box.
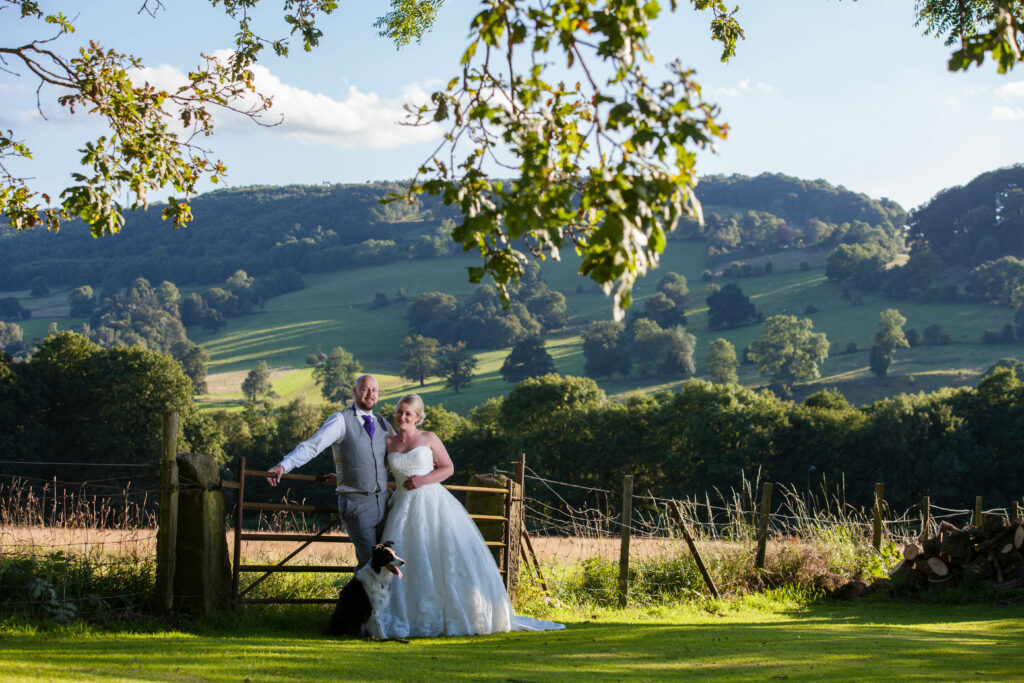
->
[378,446,564,637]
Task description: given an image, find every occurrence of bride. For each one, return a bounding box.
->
[378,393,564,638]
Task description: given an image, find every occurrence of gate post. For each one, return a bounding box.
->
[153,412,179,612]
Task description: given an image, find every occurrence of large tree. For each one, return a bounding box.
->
[748,315,829,397]
[400,334,441,387]
[241,360,273,402]
[706,337,738,384]
[706,283,757,330]
[313,346,362,403]
[438,342,477,394]
[870,308,910,379]
[500,336,556,384]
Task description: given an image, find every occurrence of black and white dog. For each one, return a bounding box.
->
[327,541,405,638]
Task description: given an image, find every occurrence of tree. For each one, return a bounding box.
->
[706,283,757,330]
[406,292,458,338]
[706,338,739,384]
[171,341,210,395]
[313,347,362,403]
[0,297,31,321]
[400,335,440,386]
[582,320,630,377]
[67,286,96,317]
[438,342,477,394]
[657,272,690,306]
[748,315,829,396]
[637,292,687,328]
[28,276,49,297]
[870,308,910,378]
[242,361,273,402]
[500,337,556,384]
[661,325,697,377]
[0,321,24,353]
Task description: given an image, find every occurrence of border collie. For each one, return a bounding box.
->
[327,541,405,639]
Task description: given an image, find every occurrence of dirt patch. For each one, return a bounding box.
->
[204,367,294,395]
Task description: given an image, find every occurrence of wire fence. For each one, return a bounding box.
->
[0,462,1018,615]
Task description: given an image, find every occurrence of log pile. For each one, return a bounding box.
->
[890,514,1024,590]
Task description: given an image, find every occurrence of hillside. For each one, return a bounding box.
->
[2,170,1021,414]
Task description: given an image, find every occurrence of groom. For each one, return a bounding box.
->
[266,374,394,568]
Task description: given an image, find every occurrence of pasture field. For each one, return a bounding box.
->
[5,241,1019,413]
[0,598,1021,682]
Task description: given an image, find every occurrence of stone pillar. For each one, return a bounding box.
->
[173,453,232,614]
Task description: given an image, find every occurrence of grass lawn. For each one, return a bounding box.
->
[1,598,1021,681]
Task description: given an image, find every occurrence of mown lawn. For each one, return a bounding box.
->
[1,598,1022,682]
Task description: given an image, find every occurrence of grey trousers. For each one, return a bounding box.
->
[337,491,388,569]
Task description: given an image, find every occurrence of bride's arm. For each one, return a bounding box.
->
[402,433,455,489]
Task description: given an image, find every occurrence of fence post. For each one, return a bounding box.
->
[231,456,246,609]
[617,474,633,608]
[920,496,930,542]
[975,496,983,527]
[872,483,885,550]
[754,482,773,569]
[153,412,179,612]
[1011,501,1021,525]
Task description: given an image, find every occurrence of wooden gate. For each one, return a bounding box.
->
[225,457,517,607]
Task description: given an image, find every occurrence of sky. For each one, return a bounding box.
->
[1,0,1022,213]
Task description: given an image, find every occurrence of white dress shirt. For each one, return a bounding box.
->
[275,406,389,473]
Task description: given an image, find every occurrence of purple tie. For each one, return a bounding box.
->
[361,414,375,440]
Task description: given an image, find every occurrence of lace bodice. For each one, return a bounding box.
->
[388,446,434,489]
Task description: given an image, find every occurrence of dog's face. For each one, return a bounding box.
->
[370,541,405,579]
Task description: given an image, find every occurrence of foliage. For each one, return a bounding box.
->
[869,308,909,378]
[917,0,1024,73]
[706,337,738,384]
[0,296,31,321]
[0,331,207,471]
[706,283,757,330]
[402,0,743,318]
[399,334,441,387]
[500,336,556,384]
[87,277,188,353]
[748,315,829,396]
[171,341,210,395]
[582,320,630,377]
[242,360,273,402]
[312,347,361,403]
[965,255,1024,303]
[907,165,1024,267]
[438,341,477,393]
[657,272,690,306]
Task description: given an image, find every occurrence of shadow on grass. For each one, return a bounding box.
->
[2,600,1023,681]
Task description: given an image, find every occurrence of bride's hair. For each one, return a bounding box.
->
[397,393,426,425]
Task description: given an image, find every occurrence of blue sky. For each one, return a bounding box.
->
[1,1,1022,212]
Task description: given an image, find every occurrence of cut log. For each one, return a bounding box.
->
[922,556,950,581]
[988,553,1004,584]
[972,526,1015,555]
[980,512,1008,534]
[1014,525,1024,550]
[938,521,959,535]
[927,575,953,589]
[922,537,941,557]
[940,530,973,565]
[964,555,994,580]
[903,543,921,561]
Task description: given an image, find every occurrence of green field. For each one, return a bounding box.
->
[7,242,1020,414]
[1,598,1021,682]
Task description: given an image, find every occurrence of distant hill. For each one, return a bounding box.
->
[907,164,1024,267]
[0,173,904,293]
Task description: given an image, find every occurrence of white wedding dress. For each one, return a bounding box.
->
[379,446,564,638]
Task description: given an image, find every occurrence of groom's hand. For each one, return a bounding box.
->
[266,465,285,487]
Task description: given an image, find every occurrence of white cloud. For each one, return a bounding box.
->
[945,95,959,107]
[991,104,1024,121]
[995,80,1024,101]
[990,80,1024,120]
[132,52,442,149]
[713,78,775,97]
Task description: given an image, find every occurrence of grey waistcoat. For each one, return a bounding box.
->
[330,407,388,494]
